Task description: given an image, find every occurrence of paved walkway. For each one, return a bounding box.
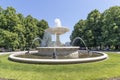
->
[0,51,26,55]
[0,51,37,55]
[100,51,120,54]
[116,52,120,53]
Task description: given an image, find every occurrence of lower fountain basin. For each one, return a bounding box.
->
[36,47,80,56]
[8,51,108,64]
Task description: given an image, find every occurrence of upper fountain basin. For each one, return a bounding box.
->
[45,27,69,35]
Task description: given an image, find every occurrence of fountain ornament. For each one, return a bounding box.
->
[45,18,69,46]
[8,18,108,64]
[54,18,61,27]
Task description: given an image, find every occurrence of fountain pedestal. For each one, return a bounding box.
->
[56,35,61,46]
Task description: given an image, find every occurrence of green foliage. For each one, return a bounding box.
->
[24,15,38,48]
[71,6,120,50]
[86,9,102,47]
[0,6,49,50]
[0,29,19,50]
[37,19,49,38]
[101,6,120,50]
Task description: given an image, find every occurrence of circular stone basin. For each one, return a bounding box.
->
[8,51,108,64]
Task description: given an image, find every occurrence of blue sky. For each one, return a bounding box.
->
[0,0,120,43]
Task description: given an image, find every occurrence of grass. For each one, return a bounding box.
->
[0,52,120,80]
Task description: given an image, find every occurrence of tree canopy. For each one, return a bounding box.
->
[70,6,120,50]
[0,6,49,51]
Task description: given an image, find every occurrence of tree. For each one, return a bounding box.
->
[37,19,49,38]
[71,6,120,50]
[86,9,102,48]
[70,19,88,47]
[0,29,19,51]
[0,7,21,50]
[17,13,26,50]
[101,6,120,50]
[24,15,38,49]
[0,6,49,51]
[71,9,102,49]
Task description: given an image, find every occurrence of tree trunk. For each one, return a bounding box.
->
[115,45,119,50]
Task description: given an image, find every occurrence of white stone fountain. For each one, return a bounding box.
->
[36,18,79,56]
[8,18,108,64]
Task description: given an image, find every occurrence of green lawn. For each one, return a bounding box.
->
[0,52,120,80]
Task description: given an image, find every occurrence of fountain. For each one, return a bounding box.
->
[36,18,79,57]
[8,18,108,64]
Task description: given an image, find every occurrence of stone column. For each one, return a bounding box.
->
[56,34,61,46]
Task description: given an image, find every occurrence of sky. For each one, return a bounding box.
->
[0,0,120,43]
